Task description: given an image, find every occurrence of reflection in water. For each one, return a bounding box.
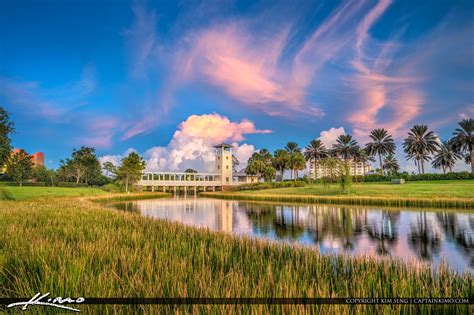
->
[111,198,473,272]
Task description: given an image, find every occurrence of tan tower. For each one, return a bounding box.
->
[214,143,233,186]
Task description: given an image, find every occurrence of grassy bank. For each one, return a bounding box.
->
[203,180,474,209]
[0,194,472,313]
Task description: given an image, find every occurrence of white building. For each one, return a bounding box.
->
[309,159,373,179]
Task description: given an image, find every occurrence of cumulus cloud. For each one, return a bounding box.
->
[318,127,346,148]
[104,114,269,172]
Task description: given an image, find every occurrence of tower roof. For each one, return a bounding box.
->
[213,143,233,149]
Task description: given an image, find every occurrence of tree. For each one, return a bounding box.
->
[59,146,101,184]
[273,149,289,181]
[102,161,117,178]
[184,168,198,173]
[403,125,438,174]
[383,154,400,175]
[288,151,306,180]
[284,141,303,180]
[246,149,275,182]
[116,152,146,192]
[284,141,300,153]
[5,149,33,186]
[32,166,57,186]
[365,128,396,175]
[452,118,474,173]
[0,107,15,168]
[304,139,328,180]
[432,140,462,174]
[333,134,359,161]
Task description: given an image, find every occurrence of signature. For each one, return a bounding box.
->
[7,292,85,312]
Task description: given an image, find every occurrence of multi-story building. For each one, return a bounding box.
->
[12,149,45,167]
[309,159,373,179]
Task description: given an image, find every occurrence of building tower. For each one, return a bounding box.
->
[214,143,233,186]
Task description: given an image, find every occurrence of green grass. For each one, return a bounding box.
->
[203,180,474,209]
[0,186,107,200]
[0,196,472,313]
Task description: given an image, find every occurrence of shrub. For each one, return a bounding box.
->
[0,187,14,200]
[57,182,89,188]
[350,171,474,183]
[0,181,46,187]
[101,183,122,193]
[231,181,306,191]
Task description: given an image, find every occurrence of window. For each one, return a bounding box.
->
[226,156,228,160]
[218,165,220,169]
[226,177,229,182]
[226,165,229,169]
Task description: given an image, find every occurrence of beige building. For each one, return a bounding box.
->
[309,159,373,179]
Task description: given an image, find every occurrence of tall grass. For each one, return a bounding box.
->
[0,197,471,313]
[202,192,474,209]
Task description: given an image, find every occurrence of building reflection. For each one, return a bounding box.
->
[110,198,474,272]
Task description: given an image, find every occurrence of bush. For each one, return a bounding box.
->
[57,182,89,188]
[352,171,474,183]
[0,188,14,200]
[101,183,122,193]
[231,181,306,191]
[0,181,46,187]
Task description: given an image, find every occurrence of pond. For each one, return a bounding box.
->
[110,197,473,273]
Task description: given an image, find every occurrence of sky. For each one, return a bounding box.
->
[0,0,473,174]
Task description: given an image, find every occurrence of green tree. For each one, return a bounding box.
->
[273,149,289,181]
[304,139,328,180]
[246,149,275,182]
[432,140,462,174]
[0,107,15,168]
[451,118,474,173]
[6,149,33,186]
[365,128,396,175]
[116,152,146,192]
[284,141,302,180]
[333,134,359,161]
[32,166,57,186]
[288,151,306,180]
[59,146,101,184]
[383,154,400,175]
[184,168,198,173]
[102,161,117,178]
[403,125,438,174]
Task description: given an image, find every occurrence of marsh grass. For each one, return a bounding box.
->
[0,196,472,313]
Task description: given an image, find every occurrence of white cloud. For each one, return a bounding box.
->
[103,114,268,173]
[99,148,137,167]
[318,127,346,148]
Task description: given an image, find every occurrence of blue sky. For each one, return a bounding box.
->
[0,0,473,172]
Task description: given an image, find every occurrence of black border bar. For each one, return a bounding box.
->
[1,298,471,305]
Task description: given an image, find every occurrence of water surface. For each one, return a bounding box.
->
[111,197,473,272]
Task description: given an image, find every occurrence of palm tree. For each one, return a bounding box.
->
[284,141,300,153]
[304,139,328,180]
[452,118,474,173]
[383,154,399,175]
[289,151,306,180]
[365,128,396,175]
[333,134,359,161]
[273,149,289,181]
[403,125,438,174]
[285,141,301,179]
[432,140,462,174]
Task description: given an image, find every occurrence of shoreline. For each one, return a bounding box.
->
[200,191,474,209]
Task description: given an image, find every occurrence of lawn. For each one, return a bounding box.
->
[238,180,474,198]
[0,195,471,313]
[0,186,107,200]
[202,180,474,208]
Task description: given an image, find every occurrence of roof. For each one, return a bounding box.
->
[213,143,233,149]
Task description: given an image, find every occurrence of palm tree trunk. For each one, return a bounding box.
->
[442,166,446,174]
[416,159,420,174]
[379,153,383,175]
[471,145,474,173]
[421,159,425,174]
